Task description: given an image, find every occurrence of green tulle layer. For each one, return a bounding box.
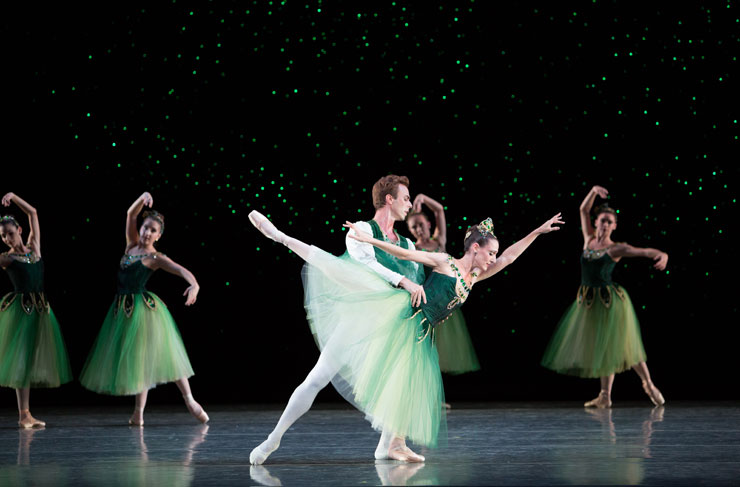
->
[79,293,194,396]
[302,246,446,448]
[541,284,647,378]
[435,309,480,375]
[0,293,72,388]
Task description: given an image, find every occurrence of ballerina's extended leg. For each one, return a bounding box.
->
[632,362,665,406]
[250,352,339,465]
[249,210,313,261]
[176,378,210,423]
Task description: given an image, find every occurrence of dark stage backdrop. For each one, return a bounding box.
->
[1,2,737,407]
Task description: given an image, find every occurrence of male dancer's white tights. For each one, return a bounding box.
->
[248,212,395,465]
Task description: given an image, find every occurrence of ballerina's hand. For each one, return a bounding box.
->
[411,194,425,214]
[1,192,15,207]
[653,252,668,271]
[536,212,565,234]
[592,185,609,199]
[343,221,373,242]
[141,192,154,207]
[183,285,199,306]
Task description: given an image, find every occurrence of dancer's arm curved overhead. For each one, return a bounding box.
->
[580,185,608,243]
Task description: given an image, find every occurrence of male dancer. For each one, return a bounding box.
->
[248,174,428,464]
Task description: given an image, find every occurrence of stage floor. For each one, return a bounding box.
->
[0,401,738,486]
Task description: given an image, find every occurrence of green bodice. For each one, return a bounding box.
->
[117,255,156,294]
[3,253,44,293]
[580,248,617,287]
[368,220,425,285]
[420,272,463,326]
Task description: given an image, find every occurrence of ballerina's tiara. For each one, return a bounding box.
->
[465,217,496,240]
[0,215,18,225]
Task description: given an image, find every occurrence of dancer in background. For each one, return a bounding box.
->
[80,192,208,426]
[407,194,479,407]
[541,185,667,408]
[0,192,72,428]
[248,206,563,464]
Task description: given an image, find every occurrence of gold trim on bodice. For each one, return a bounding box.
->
[113,292,159,318]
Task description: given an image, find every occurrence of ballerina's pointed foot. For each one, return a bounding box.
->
[18,410,45,429]
[250,437,280,465]
[642,381,665,406]
[248,211,286,244]
[128,407,144,427]
[184,395,210,424]
[387,442,425,463]
[584,391,612,409]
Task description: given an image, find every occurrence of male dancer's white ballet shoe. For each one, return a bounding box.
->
[184,394,210,423]
[584,391,612,409]
[128,407,144,426]
[249,211,287,245]
[641,380,666,406]
[249,465,283,486]
[250,437,280,465]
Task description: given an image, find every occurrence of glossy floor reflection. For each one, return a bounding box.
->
[0,401,738,485]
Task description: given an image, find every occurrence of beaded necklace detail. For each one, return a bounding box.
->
[583,245,614,261]
[446,255,476,309]
[6,251,38,264]
[120,252,158,268]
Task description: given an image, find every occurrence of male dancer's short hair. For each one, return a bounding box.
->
[371,175,410,210]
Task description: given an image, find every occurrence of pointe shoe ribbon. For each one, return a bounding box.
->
[584,391,612,409]
[18,410,45,429]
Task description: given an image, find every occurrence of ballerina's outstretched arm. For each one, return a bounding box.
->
[476,212,564,282]
[344,221,446,269]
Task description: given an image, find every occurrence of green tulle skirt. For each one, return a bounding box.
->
[435,309,480,375]
[302,246,446,448]
[79,292,194,396]
[541,284,647,378]
[0,292,72,389]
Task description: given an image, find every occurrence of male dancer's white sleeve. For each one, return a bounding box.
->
[345,221,406,287]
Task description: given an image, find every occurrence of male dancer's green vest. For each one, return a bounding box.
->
[367,220,425,285]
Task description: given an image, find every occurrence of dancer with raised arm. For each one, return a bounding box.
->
[407,194,480,386]
[541,185,667,408]
[80,192,208,426]
[248,204,563,464]
[0,192,72,428]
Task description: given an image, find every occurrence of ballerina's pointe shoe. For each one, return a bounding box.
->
[18,410,45,429]
[642,381,666,406]
[184,394,209,424]
[387,444,425,463]
[128,407,144,426]
[250,437,280,465]
[248,211,287,245]
[584,391,612,409]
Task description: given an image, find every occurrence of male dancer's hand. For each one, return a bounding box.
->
[399,278,427,307]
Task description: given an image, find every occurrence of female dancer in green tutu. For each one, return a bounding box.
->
[0,192,72,428]
[407,194,480,405]
[541,185,667,408]
[248,208,563,464]
[80,192,208,426]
